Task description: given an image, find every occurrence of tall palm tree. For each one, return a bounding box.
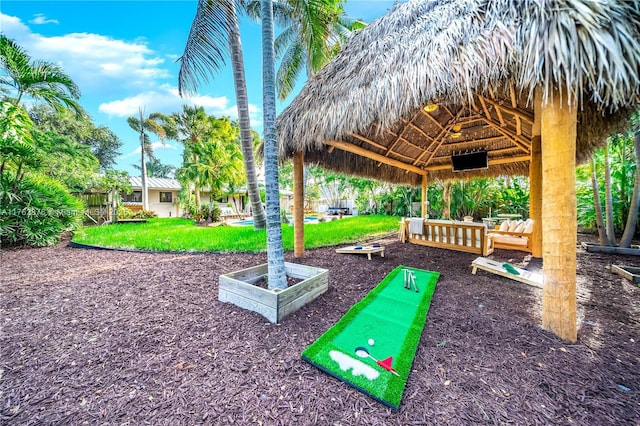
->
[247,0,365,100]
[619,112,640,248]
[178,0,267,230]
[126,108,173,211]
[171,105,211,206]
[0,34,82,114]
[261,0,287,290]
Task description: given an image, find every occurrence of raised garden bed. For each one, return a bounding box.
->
[219,262,329,323]
[612,265,640,285]
[582,242,640,255]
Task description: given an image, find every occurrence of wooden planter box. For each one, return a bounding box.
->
[612,265,640,285]
[219,262,329,323]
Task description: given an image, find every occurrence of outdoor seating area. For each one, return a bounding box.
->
[489,219,534,253]
[220,207,246,221]
[400,218,494,256]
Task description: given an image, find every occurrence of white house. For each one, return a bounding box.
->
[122,177,182,218]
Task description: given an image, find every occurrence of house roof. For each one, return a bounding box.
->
[276,0,640,185]
[129,177,181,190]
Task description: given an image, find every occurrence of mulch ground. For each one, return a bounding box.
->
[1,233,639,425]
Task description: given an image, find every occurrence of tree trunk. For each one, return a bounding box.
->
[140,110,149,212]
[591,157,606,245]
[194,153,201,207]
[261,0,287,290]
[421,175,428,218]
[620,130,640,247]
[293,151,304,258]
[540,89,577,343]
[604,143,616,246]
[529,90,542,258]
[442,181,451,219]
[227,2,266,230]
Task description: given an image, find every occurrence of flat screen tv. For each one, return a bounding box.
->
[451,150,488,172]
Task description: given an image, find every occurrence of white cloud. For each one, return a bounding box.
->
[122,142,177,159]
[0,13,171,93]
[99,84,262,128]
[29,14,58,25]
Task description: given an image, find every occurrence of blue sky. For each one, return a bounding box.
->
[1,0,398,176]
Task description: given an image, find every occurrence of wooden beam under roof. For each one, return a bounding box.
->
[480,116,531,153]
[400,119,434,143]
[385,109,421,157]
[375,125,429,153]
[509,83,523,135]
[481,94,534,124]
[414,108,466,167]
[487,87,506,127]
[423,154,531,171]
[324,140,426,175]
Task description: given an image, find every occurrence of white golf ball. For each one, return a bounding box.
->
[368,338,375,346]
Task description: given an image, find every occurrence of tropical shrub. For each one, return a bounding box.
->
[117,206,134,219]
[0,173,83,247]
[132,210,157,219]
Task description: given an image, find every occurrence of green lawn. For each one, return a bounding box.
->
[72,215,400,252]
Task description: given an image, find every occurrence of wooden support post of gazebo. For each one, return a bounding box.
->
[293,151,304,258]
[421,175,428,218]
[540,89,577,342]
[529,89,543,258]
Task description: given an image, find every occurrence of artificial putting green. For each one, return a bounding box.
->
[301,265,439,410]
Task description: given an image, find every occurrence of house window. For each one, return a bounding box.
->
[122,191,142,203]
[159,192,173,203]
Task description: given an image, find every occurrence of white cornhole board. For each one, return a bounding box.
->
[471,257,543,289]
[336,245,385,260]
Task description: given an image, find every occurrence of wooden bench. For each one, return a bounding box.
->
[400,218,494,256]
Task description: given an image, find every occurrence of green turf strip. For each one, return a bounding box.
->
[301,265,439,410]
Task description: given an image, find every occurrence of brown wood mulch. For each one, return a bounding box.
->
[1,233,639,425]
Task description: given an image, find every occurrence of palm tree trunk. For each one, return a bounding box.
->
[139,109,149,212]
[604,143,616,245]
[442,181,451,219]
[227,2,266,230]
[619,130,640,247]
[262,0,287,290]
[591,157,606,245]
[194,153,201,207]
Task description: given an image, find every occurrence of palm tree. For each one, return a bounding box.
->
[126,108,173,211]
[619,112,640,248]
[0,34,82,114]
[261,0,288,289]
[171,105,212,206]
[247,0,365,100]
[132,158,176,179]
[178,0,267,230]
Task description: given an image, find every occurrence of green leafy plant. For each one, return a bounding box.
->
[1,173,83,247]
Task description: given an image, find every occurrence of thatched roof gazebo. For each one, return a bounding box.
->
[276,0,640,342]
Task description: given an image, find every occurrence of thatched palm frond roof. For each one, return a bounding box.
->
[276,0,640,185]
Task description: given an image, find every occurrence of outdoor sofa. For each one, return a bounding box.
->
[488,219,534,253]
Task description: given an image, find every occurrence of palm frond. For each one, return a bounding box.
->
[276,42,305,100]
[178,0,234,96]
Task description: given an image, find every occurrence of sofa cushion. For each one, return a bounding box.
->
[524,219,534,234]
[508,220,521,232]
[514,222,526,233]
[499,221,510,231]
